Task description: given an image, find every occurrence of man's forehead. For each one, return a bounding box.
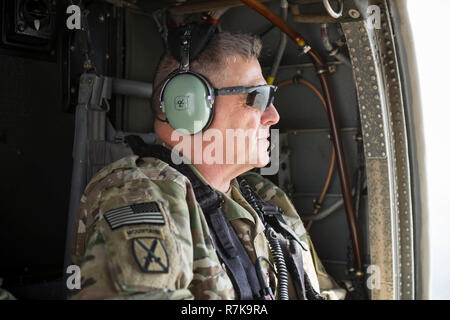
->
[222,56,266,87]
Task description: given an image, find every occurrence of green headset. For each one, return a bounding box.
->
[159,28,216,135]
[158,25,277,135]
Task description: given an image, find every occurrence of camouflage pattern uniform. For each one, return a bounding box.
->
[0,278,15,300]
[0,286,15,300]
[70,153,345,300]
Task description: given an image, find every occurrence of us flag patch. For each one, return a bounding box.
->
[104,202,165,230]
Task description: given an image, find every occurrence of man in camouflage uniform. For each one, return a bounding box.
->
[70,32,345,300]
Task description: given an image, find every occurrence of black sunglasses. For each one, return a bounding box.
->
[214,84,277,112]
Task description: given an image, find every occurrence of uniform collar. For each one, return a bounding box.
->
[189,163,264,233]
[155,140,264,233]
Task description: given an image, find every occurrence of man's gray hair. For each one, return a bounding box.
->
[152,32,262,115]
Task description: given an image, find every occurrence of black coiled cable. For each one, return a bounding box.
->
[239,178,290,300]
[265,227,289,300]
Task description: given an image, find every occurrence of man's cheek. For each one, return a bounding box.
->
[250,137,266,165]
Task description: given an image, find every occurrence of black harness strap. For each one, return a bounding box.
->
[124,136,265,300]
[207,208,257,300]
[238,177,326,300]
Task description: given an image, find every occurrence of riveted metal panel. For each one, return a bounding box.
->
[341,0,415,300]
[342,15,395,300]
[365,158,395,299]
[377,0,415,300]
[342,20,387,159]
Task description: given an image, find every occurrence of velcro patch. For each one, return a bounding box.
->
[104,202,165,230]
[123,227,164,240]
[132,237,170,273]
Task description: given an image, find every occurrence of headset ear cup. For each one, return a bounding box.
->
[160,72,214,135]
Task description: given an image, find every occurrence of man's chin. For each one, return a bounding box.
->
[253,152,270,168]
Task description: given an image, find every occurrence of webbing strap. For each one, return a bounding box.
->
[279,238,325,300]
[207,208,254,299]
[124,136,264,300]
[238,177,325,300]
[237,176,306,250]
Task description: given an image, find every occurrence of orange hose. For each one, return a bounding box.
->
[307,146,335,231]
[240,0,306,47]
[277,78,336,231]
[242,0,363,273]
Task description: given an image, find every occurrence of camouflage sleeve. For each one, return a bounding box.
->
[70,156,195,300]
[241,171,346,300]
[0,288,15,300]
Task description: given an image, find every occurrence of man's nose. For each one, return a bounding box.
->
[260,104,280,126]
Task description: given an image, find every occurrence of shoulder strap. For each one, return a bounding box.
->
[237,176,306,249]
[124,135,267,300]
[238,176,326,300]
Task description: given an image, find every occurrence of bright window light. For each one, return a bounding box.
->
[406,0,450,299]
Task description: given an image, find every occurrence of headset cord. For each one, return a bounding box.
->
[265,226,289,300]
[239,179,290,300]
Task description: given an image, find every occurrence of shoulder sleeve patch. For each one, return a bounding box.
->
[103,202,165,230]
[132,237,170,273]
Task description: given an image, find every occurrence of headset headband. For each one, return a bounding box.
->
[179,27,191,72]
[168,21,218,63]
